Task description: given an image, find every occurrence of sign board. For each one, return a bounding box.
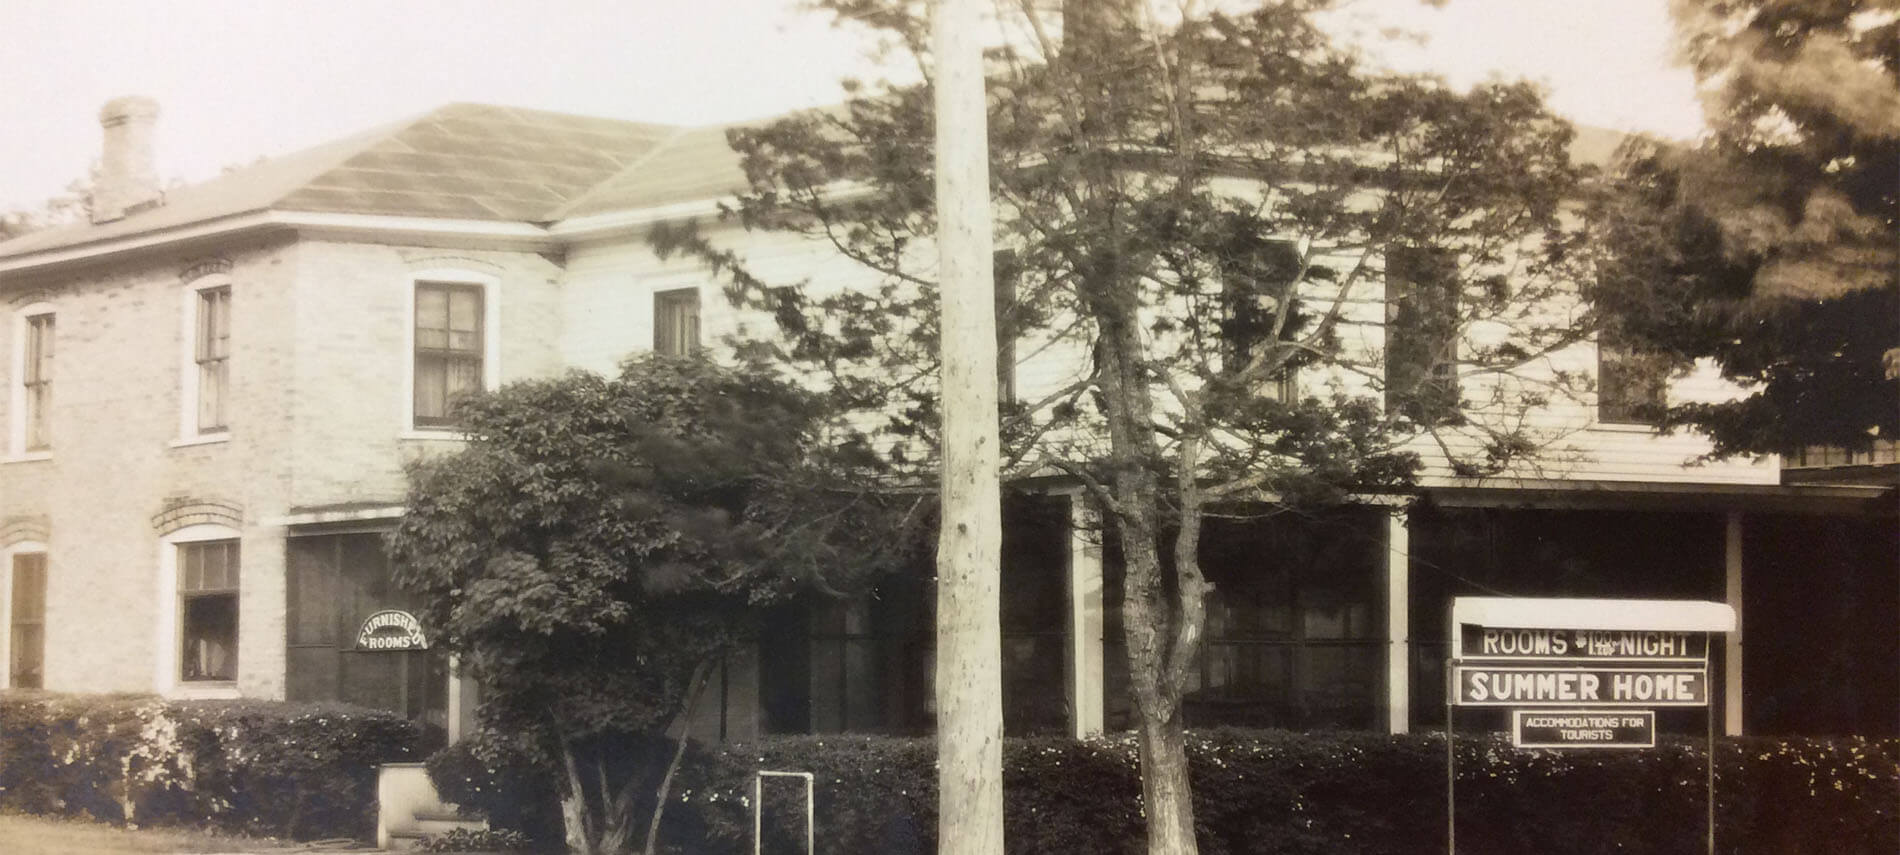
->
[1512,710,1655,749]
[1454,664,1706,707]
[1448,597,1735,661]
[356,609,428,651]
[1461,626,1707,662]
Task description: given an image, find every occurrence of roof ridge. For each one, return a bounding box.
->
[540,123,702,222]
[250,108,440,210]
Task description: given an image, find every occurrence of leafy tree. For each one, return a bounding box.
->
[387,356,923,854]
[652,1,1594,851]
[1588,0,1900,457]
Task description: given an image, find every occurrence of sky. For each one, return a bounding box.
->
[0,0,1706,213]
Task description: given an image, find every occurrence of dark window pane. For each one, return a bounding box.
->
[196,287,231,432]
[10,553,46,689]
[24,314,52,450]
[1598,341,1667,425]
[182,593,238,681]
[1385,247,1460,424]
[1220,239,1303,385]
[414,283,484,427]
[654,289,701,356]
[995,249,1019,402]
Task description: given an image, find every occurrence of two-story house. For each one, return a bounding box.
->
[1,98,1892,748]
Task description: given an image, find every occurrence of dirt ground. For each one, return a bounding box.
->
[0,812,364,855]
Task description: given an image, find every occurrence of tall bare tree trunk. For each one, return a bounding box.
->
[932,0,1005,853]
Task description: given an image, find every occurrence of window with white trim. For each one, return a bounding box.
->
[5,545,47,689]
[177,538,239,683]
[11,307,54,455]
[178,280,233,438]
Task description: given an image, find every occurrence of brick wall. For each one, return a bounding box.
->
[0,236,564,699]
[0,236,297,695]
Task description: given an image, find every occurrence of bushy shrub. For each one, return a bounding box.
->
[425,731,564,843]
[417,727,1899,853]
[0,690,421,840]
[670,730,1898,855]
[419,826,535,852]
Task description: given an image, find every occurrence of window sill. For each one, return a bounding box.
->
[2,451,52,464]
[1593,421,1662,434]
[400,429,471,442]
[169,433,231,449]
[168,682,241,700]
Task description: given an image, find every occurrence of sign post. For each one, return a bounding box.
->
[1444,597,1734,855]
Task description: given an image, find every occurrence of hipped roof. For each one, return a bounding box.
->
[0,100,1628,263]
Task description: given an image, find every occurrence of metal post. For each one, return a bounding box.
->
[1706,649,1716,855]
[754,770,817,855]
[1445,658,1456,855]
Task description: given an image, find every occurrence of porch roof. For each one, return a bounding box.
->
[1420,478,1895,516]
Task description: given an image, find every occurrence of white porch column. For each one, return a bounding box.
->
[1385,511,1410,734]
[446,656,468,743]
[1068,494,1105,737]
[1725,511,1744,736]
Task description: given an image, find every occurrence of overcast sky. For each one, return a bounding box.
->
[0,0,1704,212]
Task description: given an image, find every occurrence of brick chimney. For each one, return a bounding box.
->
[92,96,162,223]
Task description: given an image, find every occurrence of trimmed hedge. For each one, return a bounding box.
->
[659,730,1889,853]
[0,690,422,840]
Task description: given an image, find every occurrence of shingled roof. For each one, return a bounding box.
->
[0,99,1631,264]
[0,103,679,260]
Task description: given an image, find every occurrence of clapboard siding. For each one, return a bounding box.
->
[558,226,1775,487]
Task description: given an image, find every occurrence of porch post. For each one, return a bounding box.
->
[1385,511,1410,734]
[446,656,467,743]
[1724,511,1744,736]
[1068,493,1105,737]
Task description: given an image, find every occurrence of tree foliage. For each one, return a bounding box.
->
[1589,0,1900,457]
[653,2,1596,852]
[387,356,924,853]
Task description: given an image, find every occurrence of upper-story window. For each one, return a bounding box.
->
[181,282,232,438]
[22,313,52,450]
[1788,439,1899,468]
[1219,239,1303,401]
[995,249,1020,404]
[10,306,54,456]
[1384,247,1460,425]
[413,282,486,428]
[654,288,701,357]
[1596,338,1667,425]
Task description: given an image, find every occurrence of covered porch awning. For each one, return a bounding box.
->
[1419,478,1895,516]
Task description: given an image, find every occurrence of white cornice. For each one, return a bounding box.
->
[0,210,558,278]
[0,183,882,278]
[547,181,878,243]
[547,199,731,241]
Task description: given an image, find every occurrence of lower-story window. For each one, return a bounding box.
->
[179,540,239,682]
[8,549,46,689]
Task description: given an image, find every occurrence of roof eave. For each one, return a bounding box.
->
[547,180,876,243]
[0,210,559,279]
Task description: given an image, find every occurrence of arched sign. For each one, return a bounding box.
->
[356,609,429,651]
